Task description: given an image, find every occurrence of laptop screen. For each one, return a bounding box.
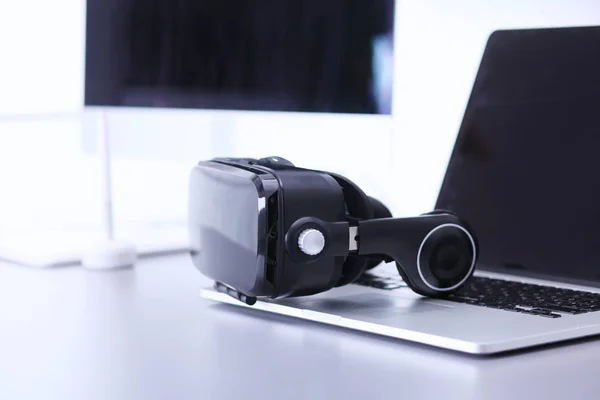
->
[435,26,600,283]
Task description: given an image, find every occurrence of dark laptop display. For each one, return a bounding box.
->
[436,26,600,284]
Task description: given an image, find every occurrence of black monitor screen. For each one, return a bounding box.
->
[85,0,395,114]
[436,26,600,283]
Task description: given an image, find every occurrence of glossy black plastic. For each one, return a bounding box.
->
[188,161,278,297]
[189,157,349,299]
[357,212,477,297]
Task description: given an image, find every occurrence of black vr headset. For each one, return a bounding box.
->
[188,156,478,305]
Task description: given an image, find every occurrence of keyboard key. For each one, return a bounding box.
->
[540,304,582,314]
[519,309,561,318]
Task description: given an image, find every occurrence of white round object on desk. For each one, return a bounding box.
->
[81,240,138,270]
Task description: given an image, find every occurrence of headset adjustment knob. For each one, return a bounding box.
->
[297,229,326,256]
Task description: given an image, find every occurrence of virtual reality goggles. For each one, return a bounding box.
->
[188,156,478,305]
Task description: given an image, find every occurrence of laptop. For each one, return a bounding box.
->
[201,26,600,355]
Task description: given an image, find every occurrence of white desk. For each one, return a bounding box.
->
[1,254,599,400]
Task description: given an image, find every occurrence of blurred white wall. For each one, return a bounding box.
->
[0,0,84,115]
[1,0,600,239]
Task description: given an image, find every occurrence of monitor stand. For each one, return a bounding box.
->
[80,111,137,269]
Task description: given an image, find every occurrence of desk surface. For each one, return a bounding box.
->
[1,254,599,400]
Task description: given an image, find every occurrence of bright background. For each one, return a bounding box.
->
[1,0,600,255]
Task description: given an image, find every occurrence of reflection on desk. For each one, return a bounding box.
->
[0,254,598,400]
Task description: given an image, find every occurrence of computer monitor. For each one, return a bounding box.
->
[85,0,395,115]
[83,0,397,162]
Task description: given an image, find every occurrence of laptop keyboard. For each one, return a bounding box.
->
[448,277,600,318]
[355,273,600,319]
